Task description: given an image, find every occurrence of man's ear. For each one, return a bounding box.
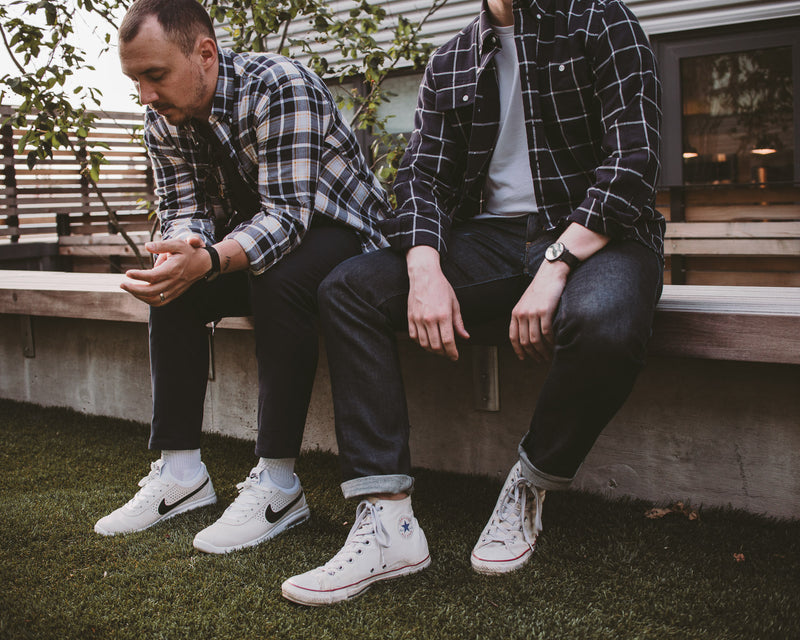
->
[197,36,218,71]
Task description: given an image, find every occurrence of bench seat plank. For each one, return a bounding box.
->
[1,271,798,364]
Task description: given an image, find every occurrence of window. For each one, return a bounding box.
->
[656,20,800,191]
[653,21,800,287]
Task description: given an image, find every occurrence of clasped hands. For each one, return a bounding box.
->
[121,235,210,307]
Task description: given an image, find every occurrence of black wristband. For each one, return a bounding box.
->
[203,245,221,282]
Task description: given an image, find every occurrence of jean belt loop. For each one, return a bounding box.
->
[525,211,541,243]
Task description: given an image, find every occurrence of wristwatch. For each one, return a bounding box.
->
[203,245,221,282]
[544,241,580,270]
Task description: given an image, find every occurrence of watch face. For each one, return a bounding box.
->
[545,242,564,261]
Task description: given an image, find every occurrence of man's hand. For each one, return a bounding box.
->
[509,259,569,362]
[510,223,611,361]
[406,245,470,361]
[121,236,210,306]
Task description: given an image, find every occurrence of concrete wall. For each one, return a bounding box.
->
[1,313,798,519]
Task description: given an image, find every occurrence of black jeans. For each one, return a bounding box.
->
[148,219,362,458]
[318,216,663,498]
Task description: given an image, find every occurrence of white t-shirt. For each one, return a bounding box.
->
[477,23,538,219]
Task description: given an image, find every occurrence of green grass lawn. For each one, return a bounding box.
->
[1,398,798,639]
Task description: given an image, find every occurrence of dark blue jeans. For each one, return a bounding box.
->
[318,215,663,497]
[148,219,362,458]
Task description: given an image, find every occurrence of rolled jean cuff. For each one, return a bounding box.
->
[518,444,576,491]
[341,474,415,499]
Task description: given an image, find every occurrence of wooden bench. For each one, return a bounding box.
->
[1,270,798,364]
[1,268,798,408]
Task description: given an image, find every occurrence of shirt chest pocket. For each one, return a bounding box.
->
[435,84,476,112]
[537,58,595,122]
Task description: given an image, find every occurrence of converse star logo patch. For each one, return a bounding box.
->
[398,515,414,537]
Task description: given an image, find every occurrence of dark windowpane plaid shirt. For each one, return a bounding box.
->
[386,0,665,258]
[144,49,390,275]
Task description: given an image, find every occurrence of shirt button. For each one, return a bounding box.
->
[462,94,469,102]
[536,13,542,19]
[559,64,565,71]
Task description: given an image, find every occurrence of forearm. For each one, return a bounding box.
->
[212,238,250,275]
[556,222,610,262]
[406,245,442,281]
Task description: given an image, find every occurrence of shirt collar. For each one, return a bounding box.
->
[478,0,555,53]
[209,48,237,124]
[478,1,497,55]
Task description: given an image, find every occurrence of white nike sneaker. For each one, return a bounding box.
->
[470,462,545,574]
[192,466,310,554]
[282,496,430,606]
[94,459,216,536]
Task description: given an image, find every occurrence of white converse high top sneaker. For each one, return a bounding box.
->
[471,462,545,574]
[282,496,430,605]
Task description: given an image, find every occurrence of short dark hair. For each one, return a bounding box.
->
[119,0,216,56]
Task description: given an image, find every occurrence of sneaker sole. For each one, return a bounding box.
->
[281,554,431,606]
[192,505,311,554]
[94,493,218,536]
[470,547,533,575]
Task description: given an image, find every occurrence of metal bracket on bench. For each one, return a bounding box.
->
[207,323,216,381]
[472,345,499,412]
[20,315,35,358]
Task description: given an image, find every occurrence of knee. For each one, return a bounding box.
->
[557,297,652,363]
[318,250,405,320]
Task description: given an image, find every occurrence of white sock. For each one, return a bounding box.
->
[256,457,295,489]
[161,449,202,482]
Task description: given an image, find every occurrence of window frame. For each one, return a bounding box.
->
[653,19,800,188]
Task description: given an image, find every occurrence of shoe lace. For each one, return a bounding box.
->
[482,476,543,550]
[222,471,273,521]
[321,500,391,575]
[127,459,167,507]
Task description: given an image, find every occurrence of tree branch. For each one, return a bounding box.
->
[0,23,27,75]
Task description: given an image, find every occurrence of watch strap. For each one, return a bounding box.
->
[559,248,580,270]
[203,245,221,282]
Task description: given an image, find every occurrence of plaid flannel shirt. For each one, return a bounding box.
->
[144,49,390,275]
[386,0,665,258]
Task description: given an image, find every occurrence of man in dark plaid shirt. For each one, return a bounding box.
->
[283,0,665,605]
[95,0,391,555]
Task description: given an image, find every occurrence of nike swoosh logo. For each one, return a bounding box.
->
[158,478,210,515]
[265,493,303,524]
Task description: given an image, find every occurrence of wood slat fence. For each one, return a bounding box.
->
[1,106,155,271]
[658,183,800,286]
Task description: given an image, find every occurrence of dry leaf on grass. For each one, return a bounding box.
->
[644,501,700,521]
[733,553,745,562]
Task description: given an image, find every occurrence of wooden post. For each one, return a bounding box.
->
[2,120,19,242]
[77,142,92,232]
[669,185,686,285]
